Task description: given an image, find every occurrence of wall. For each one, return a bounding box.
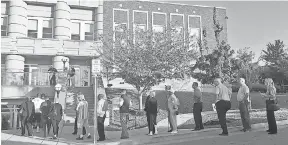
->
[103,0,228,50]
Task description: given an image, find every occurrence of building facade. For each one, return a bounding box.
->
[103,0,228,54]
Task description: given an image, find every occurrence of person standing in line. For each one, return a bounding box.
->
[76,94,92,140]
[97,94,108,141]
[237,78,252,132]
[32,93,45,133]
[146,91,158,136]
[72,93,86,135]
[144,92,151,134]
[51,101,63,139]
[192,82,204,131]
[167,88,180,134]
[20,96,35,137]
[214,78,232,136]
[261,78,278,134]
[40,95,53,138]
[119,89,132,139]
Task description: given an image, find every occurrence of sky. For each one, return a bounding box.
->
[158,0,288,62]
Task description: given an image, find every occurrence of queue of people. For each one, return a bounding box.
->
[18,77,280,142]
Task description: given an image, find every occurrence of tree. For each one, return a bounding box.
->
[260,40,288,86]
[99,27,198,109]
[191,7,234,84]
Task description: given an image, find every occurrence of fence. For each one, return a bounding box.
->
[1,105,20,130]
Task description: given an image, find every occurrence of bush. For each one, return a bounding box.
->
[250,84,266,92]
[1,113,10,130]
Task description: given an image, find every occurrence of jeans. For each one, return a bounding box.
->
[120,113,129,138]
[21,116,33,136]
[239,100,251,130]
[193,102,204,129]
[41,116,52,137]
[148,113,157,133]
[216,100,231,134]
[74,117,86,135]
[97,114,106,140]
[266,100,277,133]
[52,119,60,136]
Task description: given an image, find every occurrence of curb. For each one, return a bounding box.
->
[98,119,288,145]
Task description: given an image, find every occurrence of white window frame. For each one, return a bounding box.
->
[71,20,94,41]
[27,17,54,39]
[132,10,148,43]
[188,15,202,41]
[170,13,185,40]
[112,8,129,73]
[1,15,8,36]
[152,12,167,33]
[188,15,202,51]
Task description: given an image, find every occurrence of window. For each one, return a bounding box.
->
[71,22,80,40]
[1,16,7,36]
[170,14,184,41]
[133,10,148,43]
[113,9,129,47]
[188,15,202,51]
[28,19,38,38]
[1,2,8,36]
[42,19,53,38]
[152,12,166,33]
[85,23,93,40]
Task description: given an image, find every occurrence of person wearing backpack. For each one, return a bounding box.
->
[97,94,108,141]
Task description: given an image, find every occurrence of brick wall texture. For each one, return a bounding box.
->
[103,0,228,51]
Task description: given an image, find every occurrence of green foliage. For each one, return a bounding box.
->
[99,27,198,94]
[260,39,288,86]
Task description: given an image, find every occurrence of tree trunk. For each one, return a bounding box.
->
[139,92,143,110]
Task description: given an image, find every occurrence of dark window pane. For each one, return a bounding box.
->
[1,25,6,30]
[1,30,7,36]
[153,13,166,26]
[71,34,80,40]
[85,35,93,40]
[42,33,53,38]
[28,31,37,38]
[114,10,128,24]
[85,32,93,35]
[43,28,52,33]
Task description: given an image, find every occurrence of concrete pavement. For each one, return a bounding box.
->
[2,120,288,145]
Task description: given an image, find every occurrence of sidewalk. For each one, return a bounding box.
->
[2,119,288,145]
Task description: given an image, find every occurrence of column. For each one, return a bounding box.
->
[8,0,28,37]
[53,56,70,71]
[94,0,103,40]
[5,55,25,85]
[54,0,71,40]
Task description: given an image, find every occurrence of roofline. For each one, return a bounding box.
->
[139,0,227,10]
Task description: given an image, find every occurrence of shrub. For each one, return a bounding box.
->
[1,113,10,130]
[250,84,266,92]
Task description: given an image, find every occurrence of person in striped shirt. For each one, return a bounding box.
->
[76,94,91,140]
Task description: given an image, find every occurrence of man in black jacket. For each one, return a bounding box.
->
[20,96,35,136]
[146,91,158,135]
[40,95,53,138]
[144,94,151,134]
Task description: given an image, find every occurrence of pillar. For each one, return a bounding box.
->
[5,55,25,85]
[54,0,71,40]
[94,0,103,40]
[8,0,28,37]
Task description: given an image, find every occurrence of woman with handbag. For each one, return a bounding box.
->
[167,89,180,134]
[261,78,279,134]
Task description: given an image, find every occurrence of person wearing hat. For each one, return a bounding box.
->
[40,94,53,138]
[19,96,35,136]
[166,86,180,134]
[76,94,92,140]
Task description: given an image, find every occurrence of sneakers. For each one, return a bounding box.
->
[87,134,92,139]
[171,131,178,134]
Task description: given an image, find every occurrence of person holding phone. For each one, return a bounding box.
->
[260,78,278,134]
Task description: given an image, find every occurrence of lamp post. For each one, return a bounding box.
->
[55,84,62,100]
[61,58,68,71]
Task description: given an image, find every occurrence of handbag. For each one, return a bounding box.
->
[267,99,280,111]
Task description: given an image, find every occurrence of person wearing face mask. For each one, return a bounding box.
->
[237,78,251,132]
[214,78,232,136]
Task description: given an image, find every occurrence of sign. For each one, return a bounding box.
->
[92,59,101,76]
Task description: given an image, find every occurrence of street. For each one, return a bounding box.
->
[148,125,288,145]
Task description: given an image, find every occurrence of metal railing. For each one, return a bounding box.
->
[1,71,51,86]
